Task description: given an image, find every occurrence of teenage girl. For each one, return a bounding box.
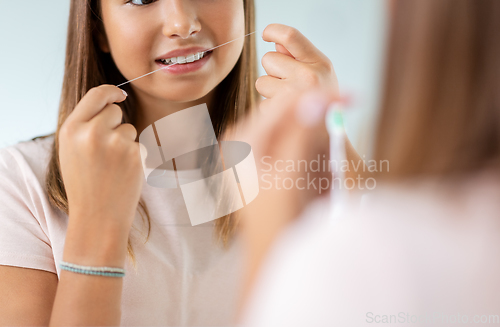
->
[0,0,341,325]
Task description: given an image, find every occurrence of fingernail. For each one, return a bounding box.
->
[122,89,128,97]
[296,93,328,127]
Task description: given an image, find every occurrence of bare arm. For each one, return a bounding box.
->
[47,84,142,325]
[0,224,128,326]
[0,266,57,326]
[0,85,143,325]
[49,220,129,326]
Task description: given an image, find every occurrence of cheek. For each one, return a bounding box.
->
[211,0,245,34]
[104,16,156,80]
[207,1,246,73]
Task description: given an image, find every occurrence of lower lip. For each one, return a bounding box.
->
[156,51,212,75]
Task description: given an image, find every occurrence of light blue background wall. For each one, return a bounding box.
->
[0,0,70,148]
[255,0,388,155]
[0,0,387,154]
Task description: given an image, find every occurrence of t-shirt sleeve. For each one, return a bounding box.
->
[0,146,56,274]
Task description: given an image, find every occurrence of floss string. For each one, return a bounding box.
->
[116,31,257,88]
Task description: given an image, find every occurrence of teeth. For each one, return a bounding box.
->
[159,51,207,65]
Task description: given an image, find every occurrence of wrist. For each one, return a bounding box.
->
[63,216,130,268]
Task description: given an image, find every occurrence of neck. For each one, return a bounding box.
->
[133,87,216,140]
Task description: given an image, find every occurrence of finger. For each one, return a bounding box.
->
[262,24,326,63]
[275,43,294,58]
[92,104,123,130]
[70,85,127,123]
[114,123,138,142]
[255,75,283,99]
[261,51,300,79]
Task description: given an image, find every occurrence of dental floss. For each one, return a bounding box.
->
[116,31,257,88]
[325,103,348,224]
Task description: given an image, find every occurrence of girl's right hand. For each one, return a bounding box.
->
[58,85,143,244]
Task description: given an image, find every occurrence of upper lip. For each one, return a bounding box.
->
[155,47,211,60]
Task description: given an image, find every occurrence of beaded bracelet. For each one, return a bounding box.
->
[59,261,125,277]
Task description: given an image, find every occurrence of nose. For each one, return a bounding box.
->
[161,0,201,39]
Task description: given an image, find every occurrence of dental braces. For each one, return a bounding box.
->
[158,50,211,66]
[117,31,256,88]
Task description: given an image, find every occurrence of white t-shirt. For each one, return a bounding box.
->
[240,173,500,327]
[0,135,245,326]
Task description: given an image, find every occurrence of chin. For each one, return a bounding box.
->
[159,85,214,104]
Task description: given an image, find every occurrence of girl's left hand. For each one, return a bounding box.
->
[256,24,340,112]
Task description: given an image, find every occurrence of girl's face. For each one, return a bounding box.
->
[99,0,245,103]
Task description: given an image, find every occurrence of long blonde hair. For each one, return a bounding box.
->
[38,0,259,264]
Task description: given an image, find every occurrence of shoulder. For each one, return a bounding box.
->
[288,178,500,274]
[243,179,500,326]
[0,134,55,186]
[0,135,58,274]
[0,134,55,211]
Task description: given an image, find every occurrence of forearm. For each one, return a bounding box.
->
[49,217,129,326]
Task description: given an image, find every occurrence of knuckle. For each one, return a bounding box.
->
[283,27,299,43]
[59,122,73,139]
[79,129,101,155]
[88,85,114,99]
[87,87,104,98]
[87,121,101,136]
[85,123,104,146]
[108,132,124,148]
[327,60,335,73]
[321,59,335,74]
[301,70,320,87]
